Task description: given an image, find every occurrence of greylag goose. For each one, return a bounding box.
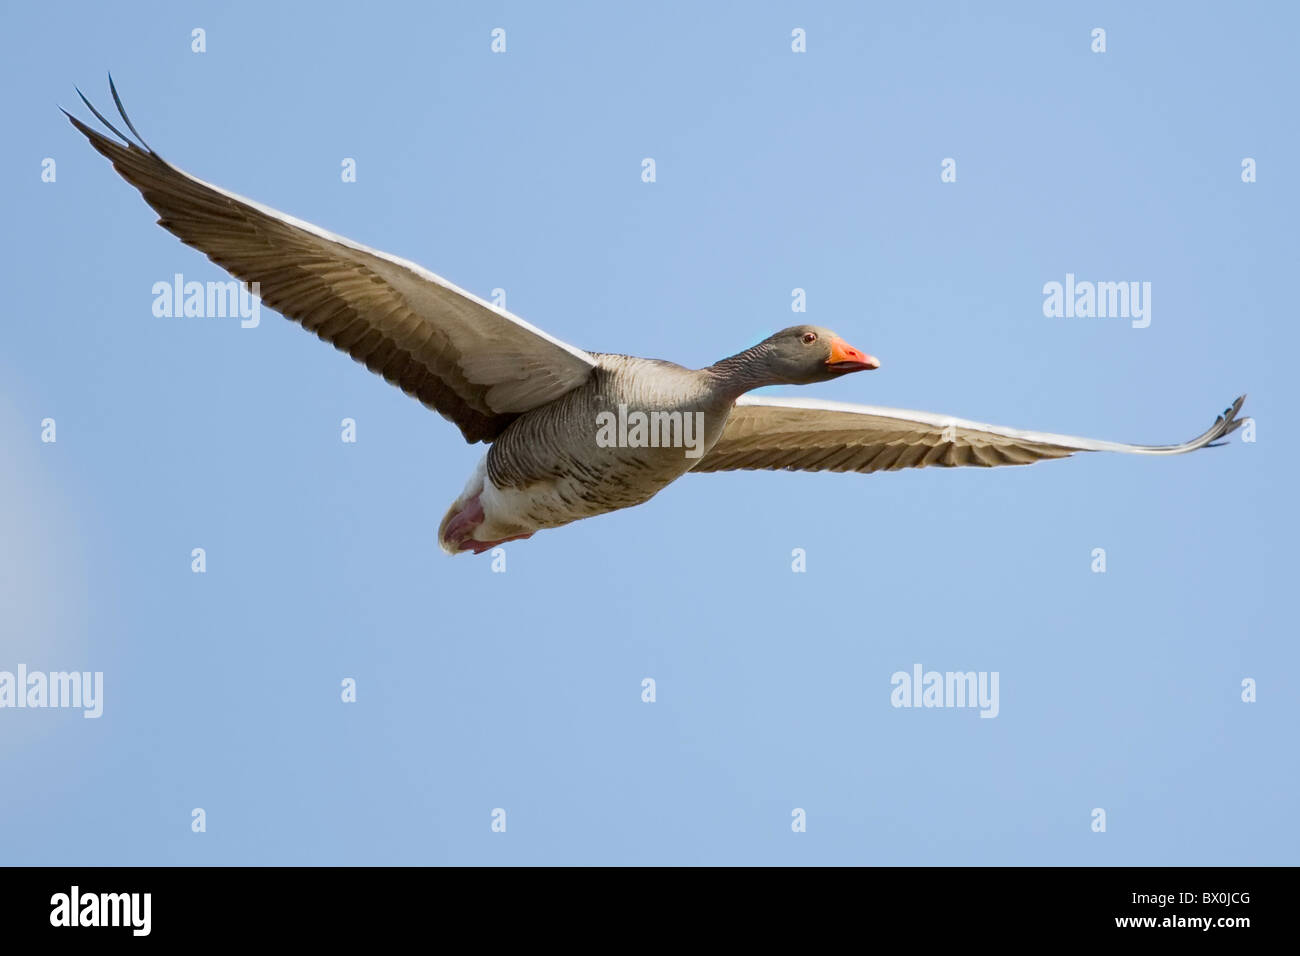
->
[65,82,1248,554]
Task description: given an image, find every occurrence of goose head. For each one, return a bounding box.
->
[757,325,880,385]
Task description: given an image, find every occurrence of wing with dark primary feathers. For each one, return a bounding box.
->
[693,394,1248,474]
[65,77,598,443]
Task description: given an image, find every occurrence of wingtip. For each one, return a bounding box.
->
[107,72,150,148]
[74,85,131,145]
[1211,394,1249,442]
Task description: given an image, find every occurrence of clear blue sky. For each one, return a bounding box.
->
[1,1,1294,865]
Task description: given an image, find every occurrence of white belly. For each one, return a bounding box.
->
[438,445,697,552]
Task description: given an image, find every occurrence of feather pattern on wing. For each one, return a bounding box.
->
[65,79,597,443]
[692,394,1248,474]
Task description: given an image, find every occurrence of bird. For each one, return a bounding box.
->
[65,79,1247,555]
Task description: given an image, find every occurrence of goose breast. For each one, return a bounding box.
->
[481,355,735,530]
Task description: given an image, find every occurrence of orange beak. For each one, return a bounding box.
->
[826,338,880,372]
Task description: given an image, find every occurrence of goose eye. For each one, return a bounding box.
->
[801,332,818,345]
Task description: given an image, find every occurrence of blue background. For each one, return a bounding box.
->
[1,1,1294,865]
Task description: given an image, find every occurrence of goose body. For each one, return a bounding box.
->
[66,81,1248,555]
[443,355,739,552]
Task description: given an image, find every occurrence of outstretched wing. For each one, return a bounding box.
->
[65,78,597,443]
[693,394,1248,474]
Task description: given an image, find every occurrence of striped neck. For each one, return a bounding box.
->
[704,342,781,399]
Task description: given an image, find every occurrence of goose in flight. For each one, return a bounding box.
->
[65,81,1247,554]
